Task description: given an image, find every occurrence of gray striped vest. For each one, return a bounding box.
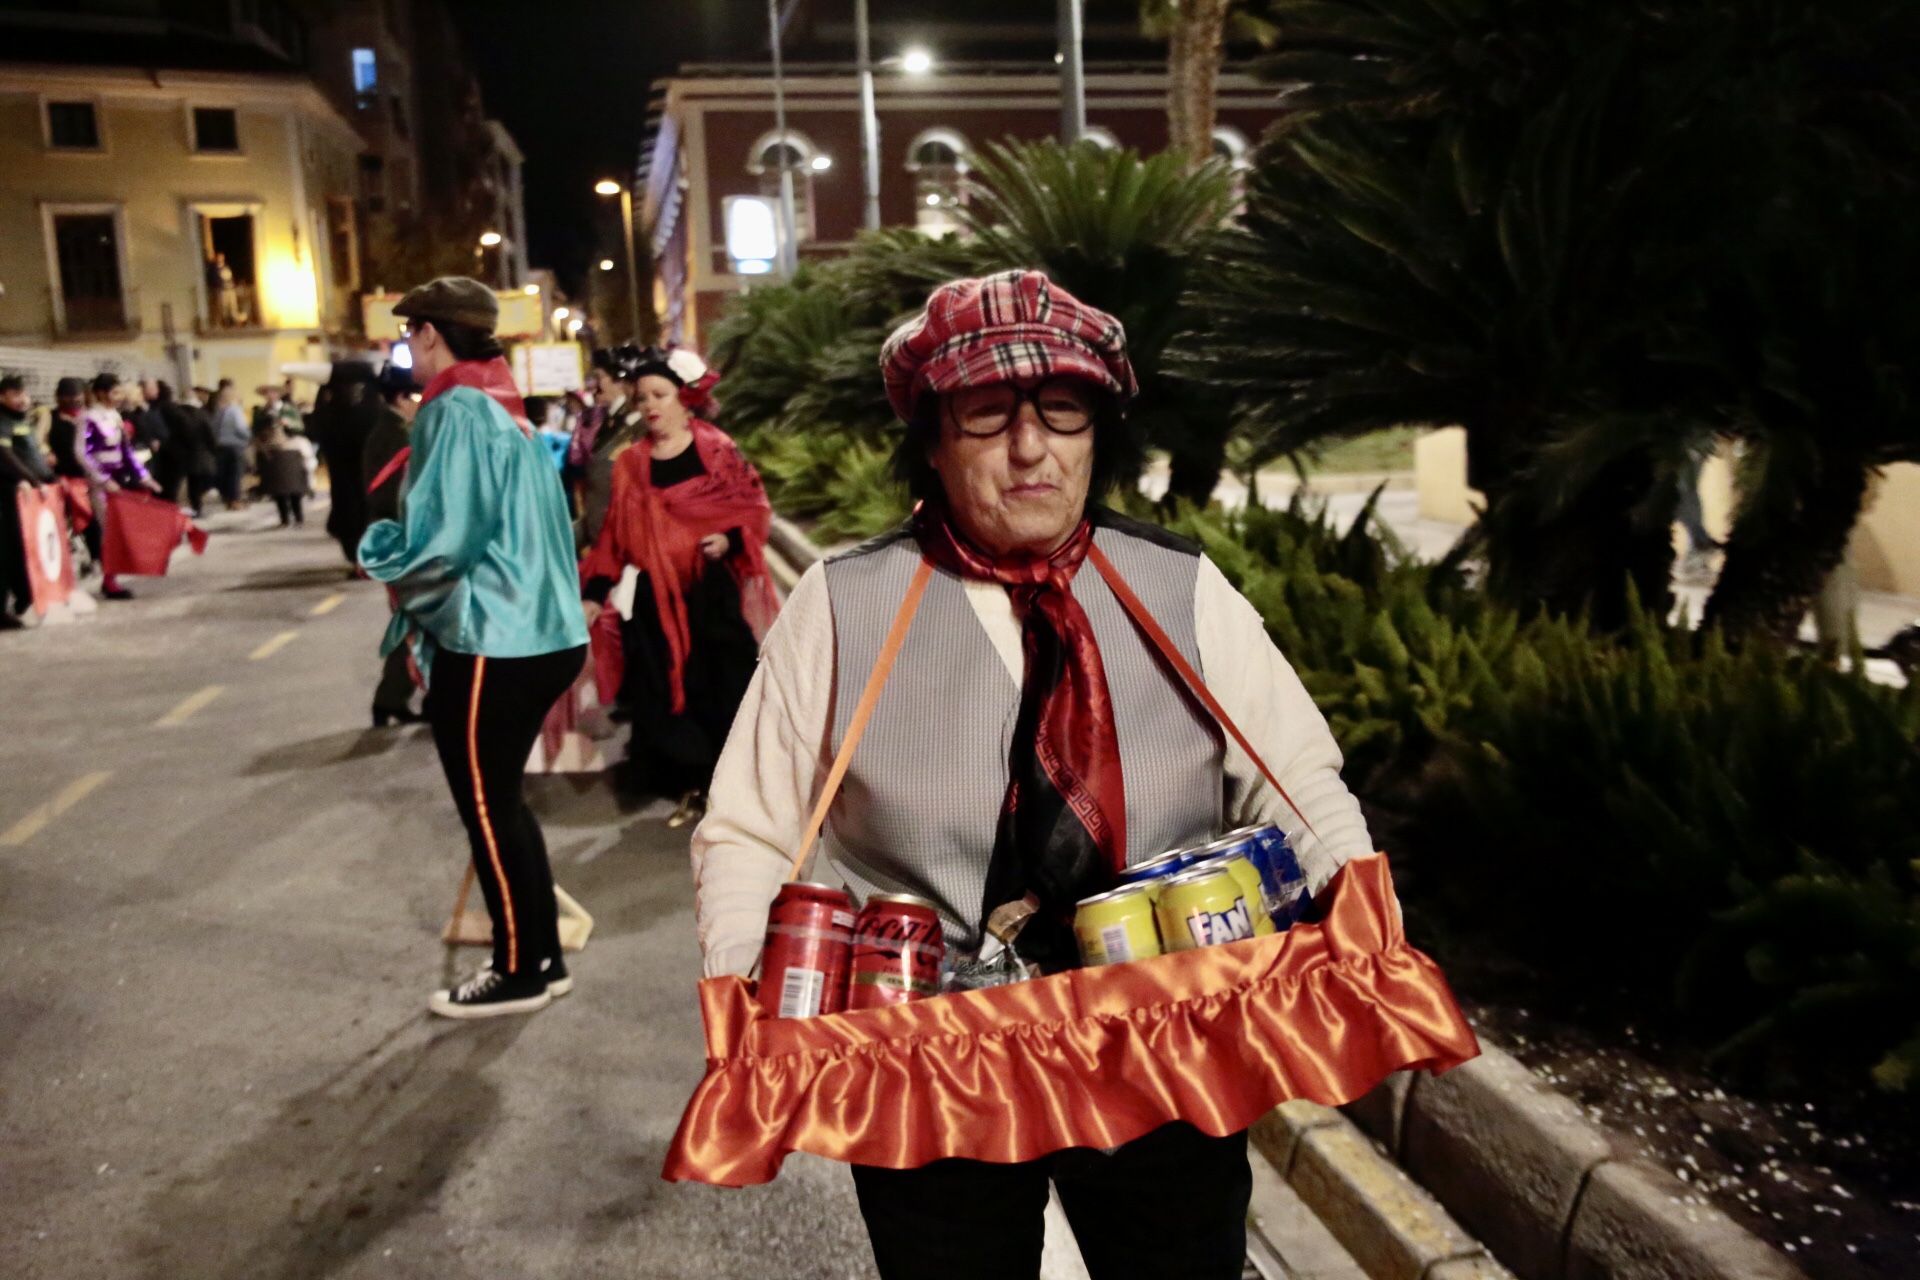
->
[820,512,1224,951]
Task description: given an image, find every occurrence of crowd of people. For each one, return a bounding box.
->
[0,369,347,621]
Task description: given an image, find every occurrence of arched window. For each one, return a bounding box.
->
[1211,126,1251,169]
[1080,126,1121,151]
[746,130,819,244]
[905,128,970,235]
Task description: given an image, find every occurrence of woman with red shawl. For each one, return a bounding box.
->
[580,346,778,827]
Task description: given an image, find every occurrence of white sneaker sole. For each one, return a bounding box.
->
[546,975,573,998]
[428,988,553,1019]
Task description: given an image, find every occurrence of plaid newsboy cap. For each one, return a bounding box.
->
[880,270,1138,423]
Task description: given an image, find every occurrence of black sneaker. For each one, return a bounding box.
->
[539,954,573,998]
[428,966,552,1019]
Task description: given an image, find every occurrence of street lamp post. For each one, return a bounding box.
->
[767,0,799,277]
[595,178,644,344]
[1058,0,1086,144]
[855,0,881,231]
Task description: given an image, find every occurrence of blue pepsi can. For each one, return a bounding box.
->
[1116,847,1198,902]
[1222,824,1309,927]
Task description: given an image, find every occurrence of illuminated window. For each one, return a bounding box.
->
[905,128,970,235]
[747,131,819,244]
[351,49,377,108]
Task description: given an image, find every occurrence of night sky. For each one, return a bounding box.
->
[448,2,747,294]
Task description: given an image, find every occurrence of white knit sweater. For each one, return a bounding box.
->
[689,554,1376,978]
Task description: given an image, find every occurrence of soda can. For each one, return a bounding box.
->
[1115,847,1197,902]
[1155,866,1259,951]
[849,893,946,1010]
[1224,823,1309,926]
[1191,849,1275,936]
[1073,884,1163,966]
[759,882,856,1019]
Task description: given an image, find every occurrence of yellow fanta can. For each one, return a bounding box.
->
[1155,866,1259,951]
[1073,884,1163,966]
[1194,851,1276,935]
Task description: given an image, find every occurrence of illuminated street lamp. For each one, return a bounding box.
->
[478,230,503,248]
[901,48,933,75]
[554,306,571,320]
[809,154,833,172]
[567,318,583,334]
[521,283,540,296]
[595,178,644,343]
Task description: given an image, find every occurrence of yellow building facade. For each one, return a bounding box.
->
[0,63,363,396]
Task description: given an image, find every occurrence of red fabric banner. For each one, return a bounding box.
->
[102,490,208,578]
[15,484,76,615]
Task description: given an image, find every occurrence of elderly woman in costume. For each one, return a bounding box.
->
[689,271,1378,1280]
[580,347,777,827]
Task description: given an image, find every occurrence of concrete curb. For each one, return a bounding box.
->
[1343,1049,1806,1280]
[1255,1101,1516,1280]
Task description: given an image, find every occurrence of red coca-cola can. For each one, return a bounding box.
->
[758,882,856,1019]
[848,893,945,1010]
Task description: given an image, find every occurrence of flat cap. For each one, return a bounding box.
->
[880,269,1137,423]
[393,276,498,332]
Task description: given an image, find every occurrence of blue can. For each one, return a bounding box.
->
[1221,824,1309,927]
[1116,847,1198,900]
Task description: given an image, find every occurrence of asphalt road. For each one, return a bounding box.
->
[0,510,880,1279]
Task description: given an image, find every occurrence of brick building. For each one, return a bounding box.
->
[641,2,1287,346]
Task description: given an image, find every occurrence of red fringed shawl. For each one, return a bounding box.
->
[579,420,778,711]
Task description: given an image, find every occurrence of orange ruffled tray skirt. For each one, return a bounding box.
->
[663,853,1478,1186]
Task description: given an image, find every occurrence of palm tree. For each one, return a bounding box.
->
[1135,0,1280,166]
[961,139,1239,502]
[1184,0,1920,635]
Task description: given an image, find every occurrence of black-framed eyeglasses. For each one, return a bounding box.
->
[947,377,1098,439]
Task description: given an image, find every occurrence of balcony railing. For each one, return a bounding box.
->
[199,283,262,333]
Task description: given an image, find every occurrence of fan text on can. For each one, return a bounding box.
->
[849,893,945,1009]
[1074,884,1163,966]
[1192,849,1276,936]
[1155,866,1258,951]
[759,882,856,1019]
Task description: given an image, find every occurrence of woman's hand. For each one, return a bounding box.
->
[698,533,730,561]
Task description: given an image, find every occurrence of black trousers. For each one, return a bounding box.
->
[423,646,585,977]
[273,494,304,525]
[851,1122,1251,1280]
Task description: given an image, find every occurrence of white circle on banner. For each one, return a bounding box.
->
[34,507,62,580]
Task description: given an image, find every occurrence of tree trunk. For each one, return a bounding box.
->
[1703,456,1869,644]
[1167,0,1231,167]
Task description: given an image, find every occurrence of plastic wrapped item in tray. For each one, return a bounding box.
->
[943,897,1043,992]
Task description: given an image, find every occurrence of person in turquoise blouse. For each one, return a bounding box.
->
[358,276,589,1021]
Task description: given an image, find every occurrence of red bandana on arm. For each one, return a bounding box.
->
[914,500,1129,911]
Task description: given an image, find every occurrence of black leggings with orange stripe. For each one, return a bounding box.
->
[424,646,586,977]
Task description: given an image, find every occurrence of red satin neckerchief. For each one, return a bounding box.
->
[419,357,533,436]
[913,503,1128,875]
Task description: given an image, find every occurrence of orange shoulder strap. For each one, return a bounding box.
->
[786,558,934,881]
[1087,542,1318,840]
[786,545,1317,882]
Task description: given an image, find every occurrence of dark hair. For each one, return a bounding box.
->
[423,317,504,362]
[889,387,1143,504]
[90,372,120,396]
[0,375,23,395]
[155,381,175,402]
